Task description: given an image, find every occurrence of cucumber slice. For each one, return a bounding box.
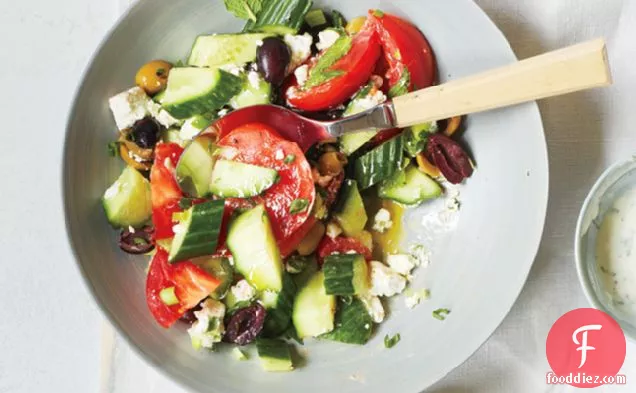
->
[304,9,327,27]
[321,297,373,345]
[322,254,370,296]
[192,256,234,300]
[188,33,271,68]
[162,68,243,119]
[175,135,218,198]
[243,0,312,34]
[354,135,404,189]
[339,82,378,155]
[227,205,284,292]
[210,160,279,198]
[102,166,152,228]
[168,199,225,263]
[333,180,367,237]
[230,72,272,109]
[260,273,297,337]
[256,339,294,372]
[378,164,443,205]
[292,271,336,338]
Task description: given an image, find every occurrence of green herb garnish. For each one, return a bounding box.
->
[372,9,385,18]
[290,198,310,215]
[304,35,353,88]
[284,154,296,164]
[156,68,166,77]
[432,308,451,321]
[331,10,347,28]
[223,0,263,21]
[107,141,119,157]
[384,333,401,348]
[388,68,411,98]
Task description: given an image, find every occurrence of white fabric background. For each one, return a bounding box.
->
[2,0,615,391]
[101,0,636,392]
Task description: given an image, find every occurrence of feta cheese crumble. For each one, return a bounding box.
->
[187,299,226,350]
[180,117,203,141]
[284,33,313,71]
[147,100,181,128]
[247,71,261,89]
[409,244,431,268]
[354,89,387,111]
[326,221,343,239]
[316,29,341,51]
[230,279,256,303]
[386,254,417,276]
[372,208,393,233]
[359,295,385,323]
[217,108,229,117]
[108,87,151,130]
[369,261,407,297]
[294,64,309,87]
[404,289,430,309]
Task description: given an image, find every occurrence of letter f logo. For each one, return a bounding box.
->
[572,324,602,368]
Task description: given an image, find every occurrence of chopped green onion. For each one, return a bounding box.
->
[432,308,451,321]
[384,333,401,348]
[290,198,310,215]
[160,287,179,306]
[107,142,119,157]
[284,154,296,164]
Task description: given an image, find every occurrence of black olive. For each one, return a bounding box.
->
[180,303,203,325]
[130,118,160,149]
[119,226,155,254]
[224,303,266,345]
[257,37,291,86]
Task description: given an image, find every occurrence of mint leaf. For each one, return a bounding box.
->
[284,154,296,164]
[108,141,119,157]
[384,333,401,348]
[305,35,352,89]
[388,68,410,98]
[223,0,263,21]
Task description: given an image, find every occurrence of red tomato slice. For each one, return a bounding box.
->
[369,11,436,92]
[145,248,220,328]
[217,123,316,253]
[150,143,184,240]
[285,22,382,111]
[317,236,373,264]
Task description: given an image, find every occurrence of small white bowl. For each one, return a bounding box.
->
[575,157,636,341]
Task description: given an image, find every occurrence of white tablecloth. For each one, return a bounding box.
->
[101,0,636,391]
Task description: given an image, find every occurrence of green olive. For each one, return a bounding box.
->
[135,60,173,95]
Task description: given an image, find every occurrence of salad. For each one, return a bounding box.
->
[102,0,474,372]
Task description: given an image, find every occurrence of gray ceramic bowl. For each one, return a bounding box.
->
[575,158,636,341]
[63,0,548,392]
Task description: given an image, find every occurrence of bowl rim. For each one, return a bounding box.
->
[574,157,636,342]
[62,1,550,392]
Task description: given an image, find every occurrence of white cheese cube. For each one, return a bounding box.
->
[316,29,341,51]
[108,87,151,130]
[284,33,313,71]
[386,254,417,276]
[372,208,393,233]
[230,279,256,303]
[369,261,407,297]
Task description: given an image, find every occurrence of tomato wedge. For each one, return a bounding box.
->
[150,143,184,240]
[317,236,373,264]
[369,10,436,93]
[285,22,381,111]
[146,248,220,328]
[217,123,316,255]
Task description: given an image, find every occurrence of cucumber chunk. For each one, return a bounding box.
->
[102,166,152,228]
[192,256,234,300]
[292,271,336,338]
[176,135,218,198]
[230,72,272,109]
[188,33,271,68]
[168,199,225,262]
[243,0,312,34]
[333,180,367,236]
[260,273,297,337]
[304,9,327,27]
[321,297,373,345]
[354,135,404,189]
[210,160,279,198]
[322,254,370,296]
[162,68,242,119]
[378,164,443,205]
[227,205,284,292]
[339,82,384,155]
[256,338,294,372]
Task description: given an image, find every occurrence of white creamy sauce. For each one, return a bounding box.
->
[596,187,636,314]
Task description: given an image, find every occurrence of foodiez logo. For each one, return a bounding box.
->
[545,309,626,388]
